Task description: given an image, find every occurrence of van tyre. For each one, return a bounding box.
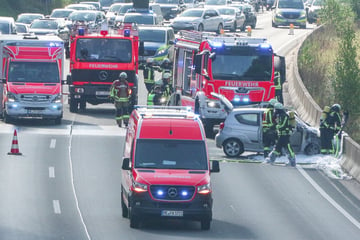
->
[121,189,128,218]
[69,99,78,113]
[223,139,244,157]
[200,218,211,230]
[129,212,140,228]
[3,111,11,124]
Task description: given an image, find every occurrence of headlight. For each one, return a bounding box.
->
[197,183,211,194]
[52,94,62,103]
[132,181,148,193]
[276,13,283,18]
[7,93,17,102]
[207,100,221,108]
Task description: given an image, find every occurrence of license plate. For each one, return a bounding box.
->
[161,210,183,217]
[28,110,42,114]
[96,91,109,96]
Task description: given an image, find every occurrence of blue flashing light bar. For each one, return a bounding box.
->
[211,41,224,48]
[78,28,85,36]
[124,29,131,37]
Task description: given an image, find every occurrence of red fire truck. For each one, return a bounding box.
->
[0,34,64,124]
[169,31,286,136]
[67,22,140,113]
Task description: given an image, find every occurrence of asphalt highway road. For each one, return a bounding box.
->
[0,11,359,240]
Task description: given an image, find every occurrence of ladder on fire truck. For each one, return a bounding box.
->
[177,30,268,46]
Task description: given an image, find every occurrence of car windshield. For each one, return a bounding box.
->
[218,8,236,15]
[206,0,226,5]
[76,38,132,63]
[134,139,208,170]
[278,0,304,9]
[69,12,96,21]
[51,10,73,18]
[109,4,123,12]
[30,20,58,29]
[124,15,154,24]
[155,0,180,4]
[8,62,60,83]
[180,9,203,17]
[119,5,133,15]
[17,15,43,24]
[139,29,166,43]
[212,51,273,81]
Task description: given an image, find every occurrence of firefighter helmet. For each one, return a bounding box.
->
[119,72,127,79]
[163,58,170,64]
[331,103,341,112]
[274,102,284,110]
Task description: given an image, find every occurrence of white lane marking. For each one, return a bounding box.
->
[297,166,360,230]
[50,139,56,149]
[53,200,61,214]
[49,167,55,178]
[68,125,92,240]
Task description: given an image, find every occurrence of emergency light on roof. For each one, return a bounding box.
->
[118,22,138,37]
[210,41,224,48]
[78,28,85,36]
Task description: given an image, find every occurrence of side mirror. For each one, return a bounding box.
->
[204,15,210,19]
[169,40,175,45]
[61,79,67,85]
[122,157,131,170]
[211,160,220,173]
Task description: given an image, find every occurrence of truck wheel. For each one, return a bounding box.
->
[200,218,211,230]
[79,101,86,110]
[69,99,78,113]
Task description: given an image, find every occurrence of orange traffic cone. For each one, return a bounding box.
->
[8,129,22,155]
[246,26,252,36]
[289,24,294,35]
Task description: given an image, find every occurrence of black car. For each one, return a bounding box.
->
[231,3,257,29]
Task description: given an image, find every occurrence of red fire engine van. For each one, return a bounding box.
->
[67,22,140,112]
[121,106,220,230]
[169,31,286,136]
[0,34,64,124]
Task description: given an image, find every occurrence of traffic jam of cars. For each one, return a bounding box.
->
[0,0,325,231]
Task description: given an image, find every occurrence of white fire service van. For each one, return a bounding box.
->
[121,106,220,230]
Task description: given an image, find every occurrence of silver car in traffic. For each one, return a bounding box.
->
[215,107,321,157]
[170,8,224,33]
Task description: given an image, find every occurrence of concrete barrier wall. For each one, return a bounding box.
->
[288,27,360,182]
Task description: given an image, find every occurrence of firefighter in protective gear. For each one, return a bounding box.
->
[321,104,342,154]
[110,72,131,127]
[320,105,331,154]
[262,98,278,158]
[266,103,296,166]
[143,58,156,93]
[159,58,173,84]
[147,84,163,105]
[160,72,173,98]
[274,71,283,103]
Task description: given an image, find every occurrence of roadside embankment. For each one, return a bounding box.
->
[287,26,360,182]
